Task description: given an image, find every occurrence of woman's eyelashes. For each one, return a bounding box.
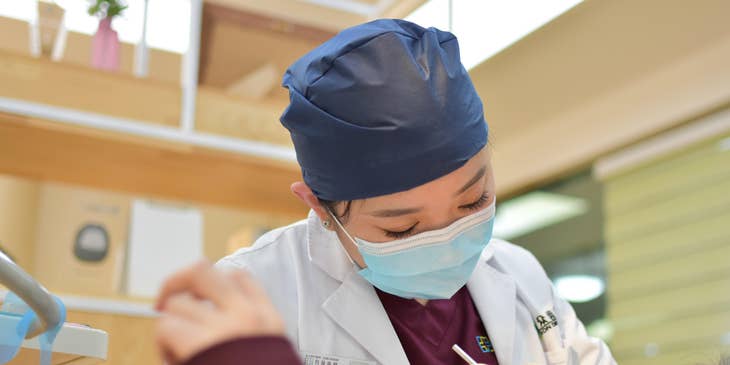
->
[383,224,417,239]
[381,193,490,239]
[459,192,490,211]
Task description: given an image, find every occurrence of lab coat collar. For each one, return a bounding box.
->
[322,269,410,365]
[467,245,518,365]
[308,210,409,364]
[307,210,409,363]
[307,209,356,282]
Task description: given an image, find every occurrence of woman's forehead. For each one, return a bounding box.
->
[356,150,490,211]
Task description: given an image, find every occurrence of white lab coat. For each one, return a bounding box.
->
[217,211,616,365]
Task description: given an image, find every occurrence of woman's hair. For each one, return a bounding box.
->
[319,199,353,223]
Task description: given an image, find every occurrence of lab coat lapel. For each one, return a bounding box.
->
[467,251,518,365]
[322,270,410,365]
[307,210,355,282]
[308,210,409,365]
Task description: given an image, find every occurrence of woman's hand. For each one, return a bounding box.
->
[154,261,285,364]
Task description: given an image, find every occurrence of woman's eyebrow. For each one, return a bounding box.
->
[454,165,487,196]
[365,165,488,217]
[366,206,423,218]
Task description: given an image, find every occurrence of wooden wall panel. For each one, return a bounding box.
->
[66,311,159,365]
[0,175,303,363]
[0,175,39,270]
[28,179,301,296]
[33,183,130,297]
[0,17,31,56]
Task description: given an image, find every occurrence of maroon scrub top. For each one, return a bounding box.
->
[376,286,499,365]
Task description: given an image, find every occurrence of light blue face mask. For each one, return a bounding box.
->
[330,202,495,299]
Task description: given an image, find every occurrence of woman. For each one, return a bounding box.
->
[156,19,615,365]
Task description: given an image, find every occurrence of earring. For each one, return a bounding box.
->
[322,220,332,228]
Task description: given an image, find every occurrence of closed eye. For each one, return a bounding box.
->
[383,224,417,239]
[381,193,489,239]
[460,193,489,211]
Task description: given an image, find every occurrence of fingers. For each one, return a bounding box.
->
[163,293,216,324]
[228,270,273,310]
[160,348,175,365]
[156,261,238,311]
[156,261,207,310]
[154,265,287,364]
[155,314,201,364]
[229,270,284,333]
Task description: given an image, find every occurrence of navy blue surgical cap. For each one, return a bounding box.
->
[280,19,488,201]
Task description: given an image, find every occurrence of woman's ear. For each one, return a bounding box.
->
[290,182,333,228]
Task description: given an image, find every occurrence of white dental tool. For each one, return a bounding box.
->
[452,344,478,365]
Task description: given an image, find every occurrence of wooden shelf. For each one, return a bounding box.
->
[0,49,292,148]
[0,112,307,216]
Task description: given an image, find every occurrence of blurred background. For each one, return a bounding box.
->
[0,0,728,364]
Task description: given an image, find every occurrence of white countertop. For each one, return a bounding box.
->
[0,312,108,364]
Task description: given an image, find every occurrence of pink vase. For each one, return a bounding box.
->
[91,17,120,71]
